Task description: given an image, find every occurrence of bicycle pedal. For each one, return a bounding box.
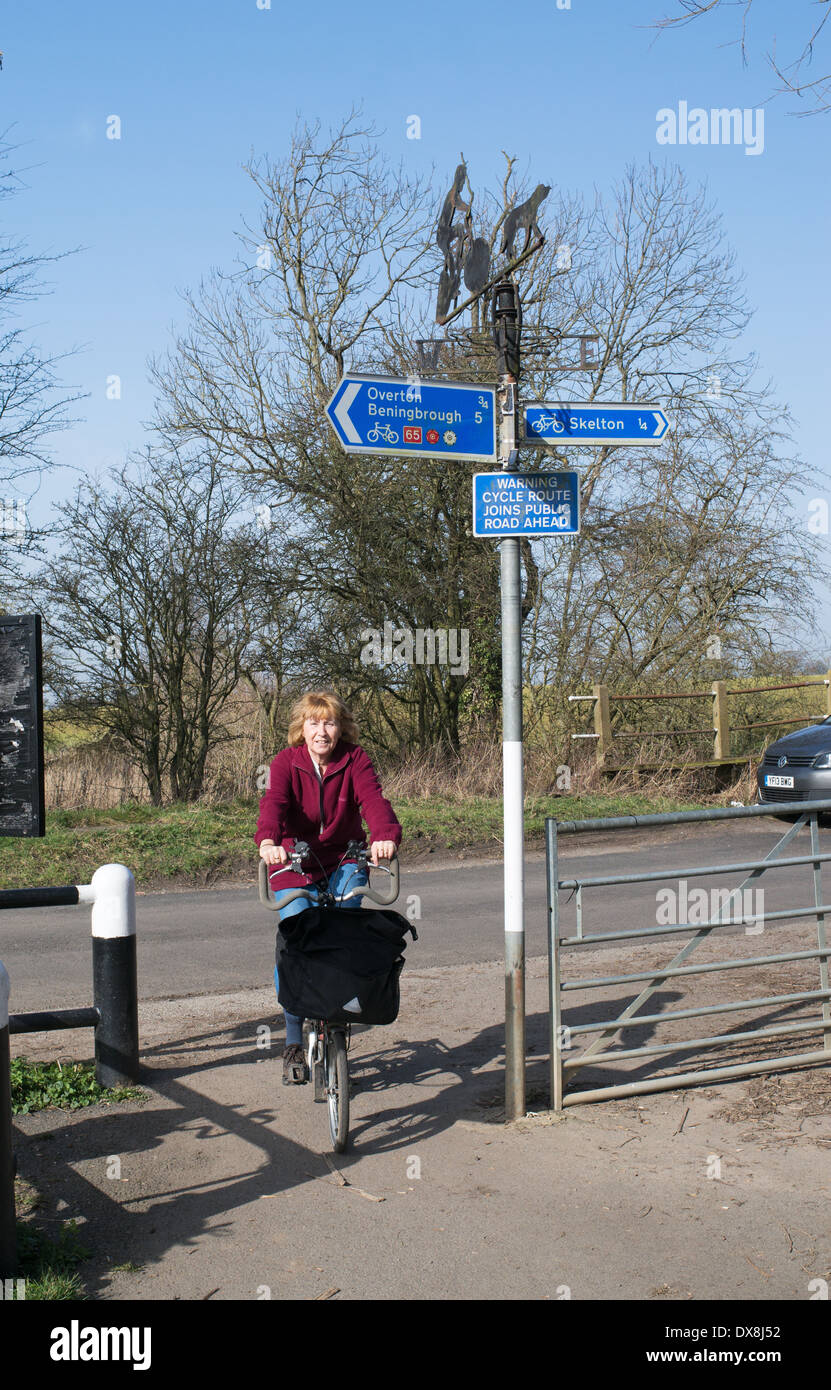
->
[283,1064,308,1086]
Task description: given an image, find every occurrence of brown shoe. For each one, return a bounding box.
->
[282,1043,308,1085]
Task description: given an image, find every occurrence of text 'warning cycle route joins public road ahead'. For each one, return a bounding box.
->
[325,374,498,462]
[472,471,580,537]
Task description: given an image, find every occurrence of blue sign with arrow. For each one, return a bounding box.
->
[325,374,497,462]
[523,402,671,446]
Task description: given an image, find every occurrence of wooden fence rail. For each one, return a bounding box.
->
[570,673,831,769]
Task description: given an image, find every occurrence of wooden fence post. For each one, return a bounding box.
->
[713,680,730,761]
[826,671,831,718]
[593,683,611,766]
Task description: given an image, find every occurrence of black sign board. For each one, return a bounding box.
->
[0,613,45,837]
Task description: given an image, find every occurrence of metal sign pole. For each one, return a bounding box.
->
[501,533,526,1119]
[493,278,526,1121]
[430,162,552,1125]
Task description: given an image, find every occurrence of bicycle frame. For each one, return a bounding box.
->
[305,1016,350,1082]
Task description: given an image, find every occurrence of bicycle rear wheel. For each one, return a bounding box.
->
[326,1028,349,1152]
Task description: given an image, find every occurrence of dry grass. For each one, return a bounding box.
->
[379,738,685,801]
[46,746,147,809]
[45,728,272,809]
[717,1069,831,1126]
[42,674,775,818]
[44,729,764,812]
[41,664,825,810]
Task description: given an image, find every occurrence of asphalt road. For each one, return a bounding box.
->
[2,816,829,1013]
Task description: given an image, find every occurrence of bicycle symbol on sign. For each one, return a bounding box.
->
[367,423,399,444]
[531,413,564,435]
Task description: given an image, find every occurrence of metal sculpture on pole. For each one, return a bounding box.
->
[435,161,493,321]
[498,184,551,259]
[434,166,548,329]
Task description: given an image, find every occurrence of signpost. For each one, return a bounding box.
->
[322,159,675,1125]
[326,374,497,463]
[523,402,671,446]
[472,471,580,538]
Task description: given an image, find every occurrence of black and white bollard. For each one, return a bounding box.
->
[79,866,139,1088]
[0,961,16,1276]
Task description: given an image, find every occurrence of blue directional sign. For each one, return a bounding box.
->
[472,471,580,538]
[326,375,497,462]
[523,402,671,446]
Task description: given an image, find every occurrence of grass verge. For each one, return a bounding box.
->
[8,1063,146,1298]
[12,1207,91,1299]
[0,791,714,890]
[11,1176,90,1298]
[10,1057,145,1114]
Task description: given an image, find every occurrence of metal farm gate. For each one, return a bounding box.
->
[546,801,831,1109]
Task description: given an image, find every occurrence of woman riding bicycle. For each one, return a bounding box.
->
[255,690,402,1085]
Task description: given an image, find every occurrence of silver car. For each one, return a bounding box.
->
[757,719,831,804]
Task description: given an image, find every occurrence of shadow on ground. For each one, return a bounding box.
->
[13,987,702,1294]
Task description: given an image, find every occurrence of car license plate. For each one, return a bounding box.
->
[765,774,794,788]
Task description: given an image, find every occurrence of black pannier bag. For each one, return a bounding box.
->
[275,904,418,1026]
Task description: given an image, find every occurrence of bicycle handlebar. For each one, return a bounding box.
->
[258,851,400,913]
[258,858,285,910]
[346,855,400,906]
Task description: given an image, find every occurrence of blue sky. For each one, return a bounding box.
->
[2,0,830,639]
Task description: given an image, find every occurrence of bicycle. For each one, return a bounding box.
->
[530,412,562,434]
[258,840,401,1153]
[366,422,399,444]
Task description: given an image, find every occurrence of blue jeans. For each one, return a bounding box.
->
[273,861,367,1046]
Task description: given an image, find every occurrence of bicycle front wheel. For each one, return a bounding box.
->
[326,1028,350,1153]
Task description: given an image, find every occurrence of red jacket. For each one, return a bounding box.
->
[254,740,402,887]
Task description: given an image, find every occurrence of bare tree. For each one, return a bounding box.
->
[150,119,815,763]
[151,112,503,753]
[653,0,831,113]
[39,445,266,802]
[520,162,817,760]
[0,143,83,592]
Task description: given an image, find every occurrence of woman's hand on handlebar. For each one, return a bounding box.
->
[369,840,396,866]
[260,842,289,866]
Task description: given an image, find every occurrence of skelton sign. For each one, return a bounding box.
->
[523,402,671,446]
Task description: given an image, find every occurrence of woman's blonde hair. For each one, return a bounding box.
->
[287,690,359,747]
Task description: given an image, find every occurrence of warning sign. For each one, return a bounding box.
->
[472,472,580,537]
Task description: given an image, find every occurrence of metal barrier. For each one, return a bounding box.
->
[546,802,831,1109]
[0,863,138,1274]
